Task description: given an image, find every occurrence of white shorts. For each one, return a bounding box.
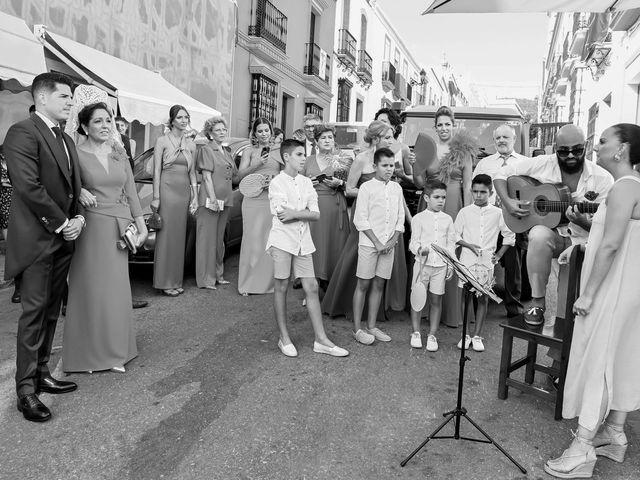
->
[412,262,447,295]
[269,247,315,280]
[356,245,395,280]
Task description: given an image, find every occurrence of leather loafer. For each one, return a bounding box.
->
[37,375,77,394]
[132,299,148,309]
[17,394,51,422]
[11,290,21,304]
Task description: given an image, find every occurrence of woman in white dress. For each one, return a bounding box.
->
[545,123,640,478]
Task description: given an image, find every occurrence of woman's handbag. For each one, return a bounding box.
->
[117,223,140,254]
[147,209,163,230]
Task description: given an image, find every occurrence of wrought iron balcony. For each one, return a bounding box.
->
[304,43,330,83]
[356,50,372,84]
[381,61,396,92]
[337,29,357,70]
[248,0,288,53]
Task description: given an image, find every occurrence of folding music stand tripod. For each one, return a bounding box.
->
[400,244,527,474]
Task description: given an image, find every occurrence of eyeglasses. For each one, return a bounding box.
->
[556,146,585,159]
[304,125,317,130]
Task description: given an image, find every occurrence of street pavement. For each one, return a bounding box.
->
[0,249,638,480]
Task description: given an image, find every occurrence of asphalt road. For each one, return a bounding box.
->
[0,251,638,479]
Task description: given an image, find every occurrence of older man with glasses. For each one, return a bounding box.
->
[493,125,613,326]
[302,113,322,157]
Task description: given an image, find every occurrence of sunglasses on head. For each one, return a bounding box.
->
[556,146,585,159]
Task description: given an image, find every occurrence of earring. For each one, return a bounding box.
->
[614,153,621,161]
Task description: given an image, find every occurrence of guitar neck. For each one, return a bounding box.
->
[539,201,599,213]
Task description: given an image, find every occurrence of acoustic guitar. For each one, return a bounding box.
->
[501,176,599,233]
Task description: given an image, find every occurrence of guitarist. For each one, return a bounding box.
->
[494,125,613,326]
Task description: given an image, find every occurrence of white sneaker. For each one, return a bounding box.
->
[457,335,472,350]
[354,329,375,345]
[410,332,422,349]
[426,335,438,352]
[367,327,391,342]
[471,336,485,352]
[278,339,298,357]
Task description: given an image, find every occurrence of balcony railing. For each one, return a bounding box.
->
[381,61,396,91]
[356,49,372,84]
[304,43,330,82]
[337,29,357,69]
[394,72,407,99]
[248,0,288,53]
[406,82,412,102]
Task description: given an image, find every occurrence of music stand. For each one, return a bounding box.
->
[400,244,527,474]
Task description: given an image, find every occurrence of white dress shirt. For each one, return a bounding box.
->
[266,171,319,255]
[353,177,405,247]
[495,154,613,243]
[455,204,515,268]
[473,151,528,205]
[305,139,318,157]
[408,209,456,267]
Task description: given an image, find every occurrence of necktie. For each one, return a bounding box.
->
[501,155,510,167]
[52,126,70,171]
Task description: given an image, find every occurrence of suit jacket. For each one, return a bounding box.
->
[3,114,82,279]
[120,133,134,172]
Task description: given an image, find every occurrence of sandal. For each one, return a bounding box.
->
[163,289,179,297]
[216,278,230,285]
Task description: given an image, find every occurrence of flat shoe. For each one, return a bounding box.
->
[163,289,179,297]
[278,339,298,357]
[216,279,230,285]
[110,366,126,373]
[202,285,217,290]
[176,288,185,294]
[313,342,349,357]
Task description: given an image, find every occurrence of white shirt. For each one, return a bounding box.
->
[495,154,614,243]
[473,151,528,205]
[455,204,515,268]
[353,177,405,247]
[266,171,319,256]
[305,139,318,157]
[408,209,456,267]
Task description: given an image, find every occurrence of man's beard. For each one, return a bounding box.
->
[558,155,585,174]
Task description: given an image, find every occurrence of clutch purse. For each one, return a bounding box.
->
[147,211,163,230]
[117,223,140,254]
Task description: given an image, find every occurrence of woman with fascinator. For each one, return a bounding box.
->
[151,105,198,296]
[62,87,147,374]
[413,106,478,329]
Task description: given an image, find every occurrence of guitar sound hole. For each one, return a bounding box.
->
[534,197,547,216]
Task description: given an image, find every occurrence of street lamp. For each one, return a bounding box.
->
[410,68,427,86]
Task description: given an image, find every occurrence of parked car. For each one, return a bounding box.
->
[130,137,251,266]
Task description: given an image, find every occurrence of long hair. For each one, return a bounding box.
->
[250,117,273,145]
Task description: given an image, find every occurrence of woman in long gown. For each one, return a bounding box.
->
[544,124,640,479]
[237,118,282,295]
[151,105,198,296]
[63,101,148,373]
[302,124,350,286]
[321,120,407,317]
[414,106,476,328]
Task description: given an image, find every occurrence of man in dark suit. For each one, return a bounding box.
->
[4,72,83,422]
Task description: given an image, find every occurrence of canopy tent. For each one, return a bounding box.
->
[0,11,46,90]
[423,0,640,14]
[36,27,220,128]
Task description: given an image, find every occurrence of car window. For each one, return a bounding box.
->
[402,117,524,156]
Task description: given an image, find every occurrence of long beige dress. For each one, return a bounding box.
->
[562,176,640,430]
[63,146,141,372]
[237,149,282,295]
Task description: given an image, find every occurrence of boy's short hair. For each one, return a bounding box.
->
[471,174,493,189]
[373,147,394,165]
[423,180,448,197]
[280,138,305,161]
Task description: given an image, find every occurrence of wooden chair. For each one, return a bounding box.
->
[497,246,584,420]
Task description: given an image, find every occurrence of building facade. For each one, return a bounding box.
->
[540,9,640,157]
[232,0,337,137]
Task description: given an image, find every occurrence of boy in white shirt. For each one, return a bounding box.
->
[408,181,456,351]
[455,174,515,352]
[266,139,349,358]
[352,147,405,345]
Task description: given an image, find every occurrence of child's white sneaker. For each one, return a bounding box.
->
[471,336,485,352]
[426,335,438,352]
[367,327,391,342]
[457,334,472,350]
[410,332,422,349]
[354,329,375,345]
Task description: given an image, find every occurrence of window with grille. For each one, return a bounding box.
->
[250,74,278,126]
[305,103,323,118]
[336,78,352,122]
